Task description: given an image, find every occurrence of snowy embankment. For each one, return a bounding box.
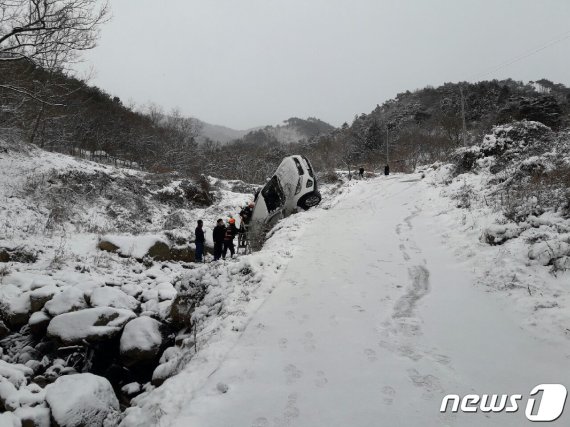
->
[420,121,570,339]
[121,182,353,426]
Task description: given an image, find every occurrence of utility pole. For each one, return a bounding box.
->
[460,85,467,147]
[386,126,389,164]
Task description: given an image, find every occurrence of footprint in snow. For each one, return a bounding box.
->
[284,364,303,384]
[251,417,269,427]
[407,368,444,397]
[301,331,316,352]
[315,371,328,388]
[382,386,396,405]
[364,348,378,362]
[278,338,288,350]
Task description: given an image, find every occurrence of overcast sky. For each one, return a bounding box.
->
[78,0,570,130]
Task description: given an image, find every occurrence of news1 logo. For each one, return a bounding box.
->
[440,384,568,422]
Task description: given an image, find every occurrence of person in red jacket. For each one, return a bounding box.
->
[223,218,239,259]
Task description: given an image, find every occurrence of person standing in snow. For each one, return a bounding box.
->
[223,218,239,259]
[195,220,205,262]
[212,219,226,261]
[238,202,255,248]
[359,167,364,179]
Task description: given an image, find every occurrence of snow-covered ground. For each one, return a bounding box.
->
[125,174,570,426]
[2,132,570,426]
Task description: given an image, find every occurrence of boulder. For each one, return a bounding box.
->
[97,235,194,262]
[14,406,51,427]
[0,247,37,264]
[528,240,570,266]
[151,346,186,387]
[156,282,177,301]
[89,287,139,311]
[0,284,31,329]
[47,307,136,345]
[45,373,119,427]
[0,412,21,427]
[169,294,196,328]
[28,311,51,337]
[29,286,60,313]
[119,316,163,367]
[96,240,119,253]
[0,320,9,339]
[44,287,87,317]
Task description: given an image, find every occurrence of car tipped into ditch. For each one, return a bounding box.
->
[251,155,321,227]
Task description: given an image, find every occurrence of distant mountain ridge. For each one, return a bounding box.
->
[191,119,250,144]
[192,116,336,145]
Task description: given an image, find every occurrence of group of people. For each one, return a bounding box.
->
[193,202,256,263]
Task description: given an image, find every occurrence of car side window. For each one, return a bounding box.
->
[261,176,285,212]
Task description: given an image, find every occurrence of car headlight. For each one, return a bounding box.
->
[306,179,313,188]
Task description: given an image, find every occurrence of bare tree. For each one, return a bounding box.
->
[0,0,109,101]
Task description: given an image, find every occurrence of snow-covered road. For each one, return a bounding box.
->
[172,176,570,427]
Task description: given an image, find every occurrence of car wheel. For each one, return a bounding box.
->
[298,191,321,210]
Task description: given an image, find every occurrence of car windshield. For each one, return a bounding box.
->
[261,176,285,213]
[302,156,314,177]
[293,157,305,175]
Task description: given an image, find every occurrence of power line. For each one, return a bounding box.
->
[470,29,570,80]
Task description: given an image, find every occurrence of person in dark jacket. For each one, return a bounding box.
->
[223,218,239,259]
[239,202,255,225]
[194,220,205,262]
[359,167,364,179]
[384,164,390,176]
[212,219,226,261]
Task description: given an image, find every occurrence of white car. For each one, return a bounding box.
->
[251,155,321,225]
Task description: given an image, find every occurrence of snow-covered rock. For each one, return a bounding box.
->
[44,287,87,317]
[29,285,61,313]
[121,382,141,397]
[97,234,168,259]
[528,240,570,266]
[47,307,136,345]
[481,223,527,245]
[14,406,50,427]
[45,373,119,427]
[0,412,21,427]
[0,284,31,328]
[89,287,139,311]
[120,316,163,366]
[151,346,186,387]
[156,282,177,301]
[0,360,32,388]
[121,283,143,298]
[28,311,51,337]
[0,320,9,339]
[0,378,19,412]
